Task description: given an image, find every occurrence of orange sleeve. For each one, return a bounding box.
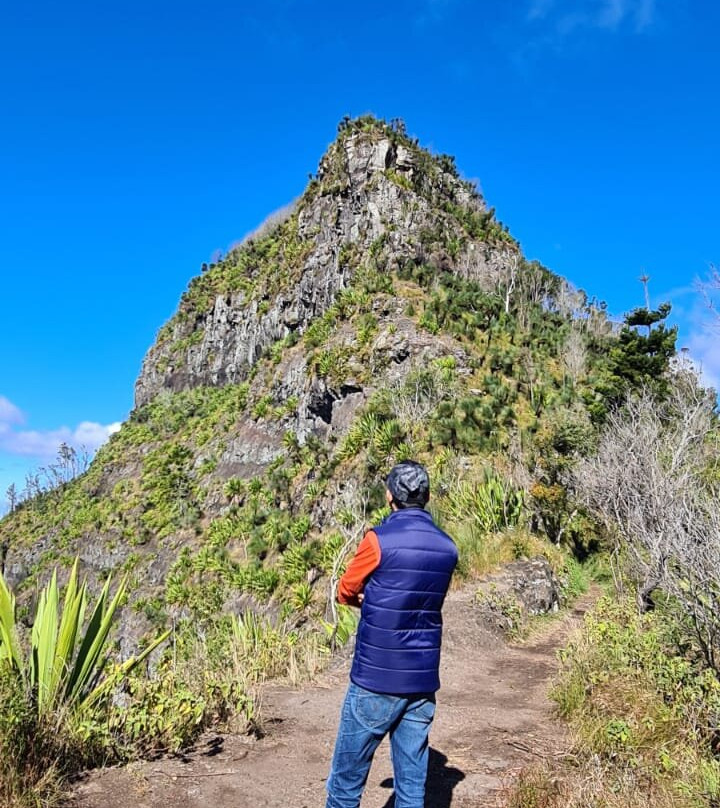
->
[337,530,381,607]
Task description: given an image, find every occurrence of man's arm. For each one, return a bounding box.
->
[337,530,381,607]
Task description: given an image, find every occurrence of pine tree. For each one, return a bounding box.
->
[593,303,678,418]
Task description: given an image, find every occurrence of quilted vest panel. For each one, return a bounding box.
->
[350,508,458,694]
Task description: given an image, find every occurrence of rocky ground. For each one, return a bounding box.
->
[71,581,593,808]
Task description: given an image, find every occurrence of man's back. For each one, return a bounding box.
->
[352,507,458,695]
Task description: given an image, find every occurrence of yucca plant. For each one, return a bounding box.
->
[373,419,406,457]
[280,543,317,584]
[288,582,314,611]
[289,515,312,542]
[223,476,245,505]
[336,412,380,461]
[0,559,169,716]
[317,531,345,574]
[304,480,324,503]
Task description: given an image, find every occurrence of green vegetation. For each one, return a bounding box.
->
[0,555,329,806]
[587,302,679,417]
[504,366,720,807]
[0,561,168,806]
[174,213,313,321]
[0,115,699,805]
[505,597,720,807]
[0,560,168,715]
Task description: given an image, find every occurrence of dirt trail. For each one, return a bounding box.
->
[72,585,594,808]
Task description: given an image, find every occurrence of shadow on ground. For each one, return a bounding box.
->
[379,747,466,808]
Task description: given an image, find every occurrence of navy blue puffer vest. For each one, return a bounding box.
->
[350,508,458,695]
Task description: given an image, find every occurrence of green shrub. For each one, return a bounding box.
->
[0,560,168,717]
[231,611,323,683]
[442,468,525,534]
[551,597,720,803]
[0,668,69,807]
[559,557,590,602]
[252,395,273,419]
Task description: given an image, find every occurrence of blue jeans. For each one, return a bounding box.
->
[326,682,436,808]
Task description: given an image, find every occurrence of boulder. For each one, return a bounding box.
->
[474,556,561,636]
[495,557,562,615]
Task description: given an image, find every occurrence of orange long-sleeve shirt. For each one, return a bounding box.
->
[337,530,381,607]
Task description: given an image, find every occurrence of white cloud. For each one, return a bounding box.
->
[74,420,122,447]
[0,394,121,459]
[527,0,556,21]
[684,328,720,394]
[525,0,656,34]
[0,395,25,430]
[514,0,658,71]
[0,422,121,458]
[669,285,720,393]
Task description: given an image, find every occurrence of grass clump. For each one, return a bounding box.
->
[0,667,82,807]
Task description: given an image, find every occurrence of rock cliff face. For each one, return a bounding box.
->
[211,308,470,482]
[134,125,513,408]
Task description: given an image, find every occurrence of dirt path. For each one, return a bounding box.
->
[72,585,594,808]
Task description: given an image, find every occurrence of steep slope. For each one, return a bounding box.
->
[0,116,619,652]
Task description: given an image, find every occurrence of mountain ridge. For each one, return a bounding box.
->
[1,116,633,658]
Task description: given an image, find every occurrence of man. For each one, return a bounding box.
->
[326,460,458,808]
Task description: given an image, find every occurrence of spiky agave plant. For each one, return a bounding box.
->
[0,559,169,716]
[0,567,22,671]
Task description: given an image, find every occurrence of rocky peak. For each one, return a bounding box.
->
[133,117,514,409]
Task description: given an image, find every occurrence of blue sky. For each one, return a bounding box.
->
[1,0,718,505]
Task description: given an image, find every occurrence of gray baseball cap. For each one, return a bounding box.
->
[386,461,430,508]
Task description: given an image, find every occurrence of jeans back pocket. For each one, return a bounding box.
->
[352,689,400,731]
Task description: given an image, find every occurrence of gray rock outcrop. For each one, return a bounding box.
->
[134,130,508,408]
[474,557,562,635]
